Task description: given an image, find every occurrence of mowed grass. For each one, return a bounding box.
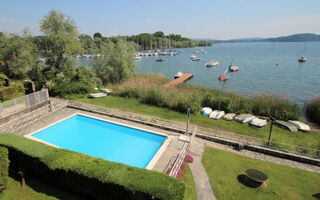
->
[202,147,320,200]
[180,165,197,200]
[0,176,80,200]
[76,95,320,151]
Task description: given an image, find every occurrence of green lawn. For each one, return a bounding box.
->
[0,176,80,200]
[180,165,197,200]
[75,95,320,152]
[202,147,320,200]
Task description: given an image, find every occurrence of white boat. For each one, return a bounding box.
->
[179,49,183,52]
[89,93,106,98]
[223,113,236,121]
[194,50,199,53]
[205,59,219,67]
[288,120,310,132]
[209,110,225,119]
[298,56,307,62]
[203,51,208,54]
[174,71,184,79]
[201,107,212,115]
[250,118,268,127]
[134,56,142,60]
[229,65,240,72]
[235,114,255,124]
[101,88,112,94]
[191,57,200,61]
[298,41,307,62]
[190,55,197,59]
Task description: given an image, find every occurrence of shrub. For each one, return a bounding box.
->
[306,96,320,125]
[0,73,7,86]
[0,82,25,102]
[0,134,185,200]
[0,146,9,192]
[140,88,168,108]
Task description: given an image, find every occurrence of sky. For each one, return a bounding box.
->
[1,0,320,40]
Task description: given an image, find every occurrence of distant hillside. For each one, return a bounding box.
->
[263,33,320,42]
[206,33,320,43]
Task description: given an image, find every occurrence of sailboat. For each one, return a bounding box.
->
[298,41,307,62]
[218,70,229,81]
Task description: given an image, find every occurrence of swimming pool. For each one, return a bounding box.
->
[30,114,167,168]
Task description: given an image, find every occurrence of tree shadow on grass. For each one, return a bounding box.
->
[237,174,262,188]
[10,175,82,200]
[312,193,320,199]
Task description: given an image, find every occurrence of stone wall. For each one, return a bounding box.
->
[0,98,68,134]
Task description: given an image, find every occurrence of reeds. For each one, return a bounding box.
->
[110,74,301,120]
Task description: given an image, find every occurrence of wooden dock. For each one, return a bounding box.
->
[164,73,193,87]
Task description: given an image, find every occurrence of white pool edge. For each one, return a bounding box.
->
[24,112,169,170]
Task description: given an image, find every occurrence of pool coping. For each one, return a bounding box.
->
[24,112,170,170]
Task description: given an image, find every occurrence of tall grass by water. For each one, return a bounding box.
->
[108,74,301,120]
[306,95,320,125]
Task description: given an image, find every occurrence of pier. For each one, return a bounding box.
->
[164,73,193,87]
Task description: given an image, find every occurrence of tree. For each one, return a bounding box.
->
[93,40,136,84]
[153,31,164,38]
[40,10,81,79]
[93,32,102,39]
[0,34,40,79]
[79,34,98,54]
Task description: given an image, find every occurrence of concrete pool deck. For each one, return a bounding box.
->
[10,104,320,200]
[16,107,186,172]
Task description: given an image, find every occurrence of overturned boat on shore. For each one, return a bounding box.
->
[235,114,255,124]
[288,120,310,132]
[209,110,225,120]
[250,118,268,128]
[274,120,298,132]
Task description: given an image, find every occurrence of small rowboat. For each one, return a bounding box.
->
[201,107,212,115]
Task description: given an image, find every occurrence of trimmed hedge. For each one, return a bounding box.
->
[0,134,185,200]
[0,146,9,192]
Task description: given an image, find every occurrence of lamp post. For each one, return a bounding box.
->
[186,108,190,136]
[267,117,275,146]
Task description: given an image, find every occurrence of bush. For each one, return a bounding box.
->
[0,73,7,86]
[140,88,168,108]
[0,82,25,102]
[306,96,320,125]
[0,146,9,192]
[0,134,185,200]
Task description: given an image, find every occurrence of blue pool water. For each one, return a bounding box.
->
[32,114,166,168]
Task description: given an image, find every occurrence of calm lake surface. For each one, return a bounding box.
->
[79,42,320,106]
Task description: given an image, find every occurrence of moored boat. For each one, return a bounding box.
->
[218,70,228,81]
[156,58,165,62]
[229,65,240,72]
[205,59,219,67]
[174,71,184,79]
[298,56,306,62]
[134,56,142,60]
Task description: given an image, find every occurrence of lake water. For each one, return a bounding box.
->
[79,42,320,106]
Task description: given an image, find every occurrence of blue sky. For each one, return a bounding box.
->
[1,0,320,39]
